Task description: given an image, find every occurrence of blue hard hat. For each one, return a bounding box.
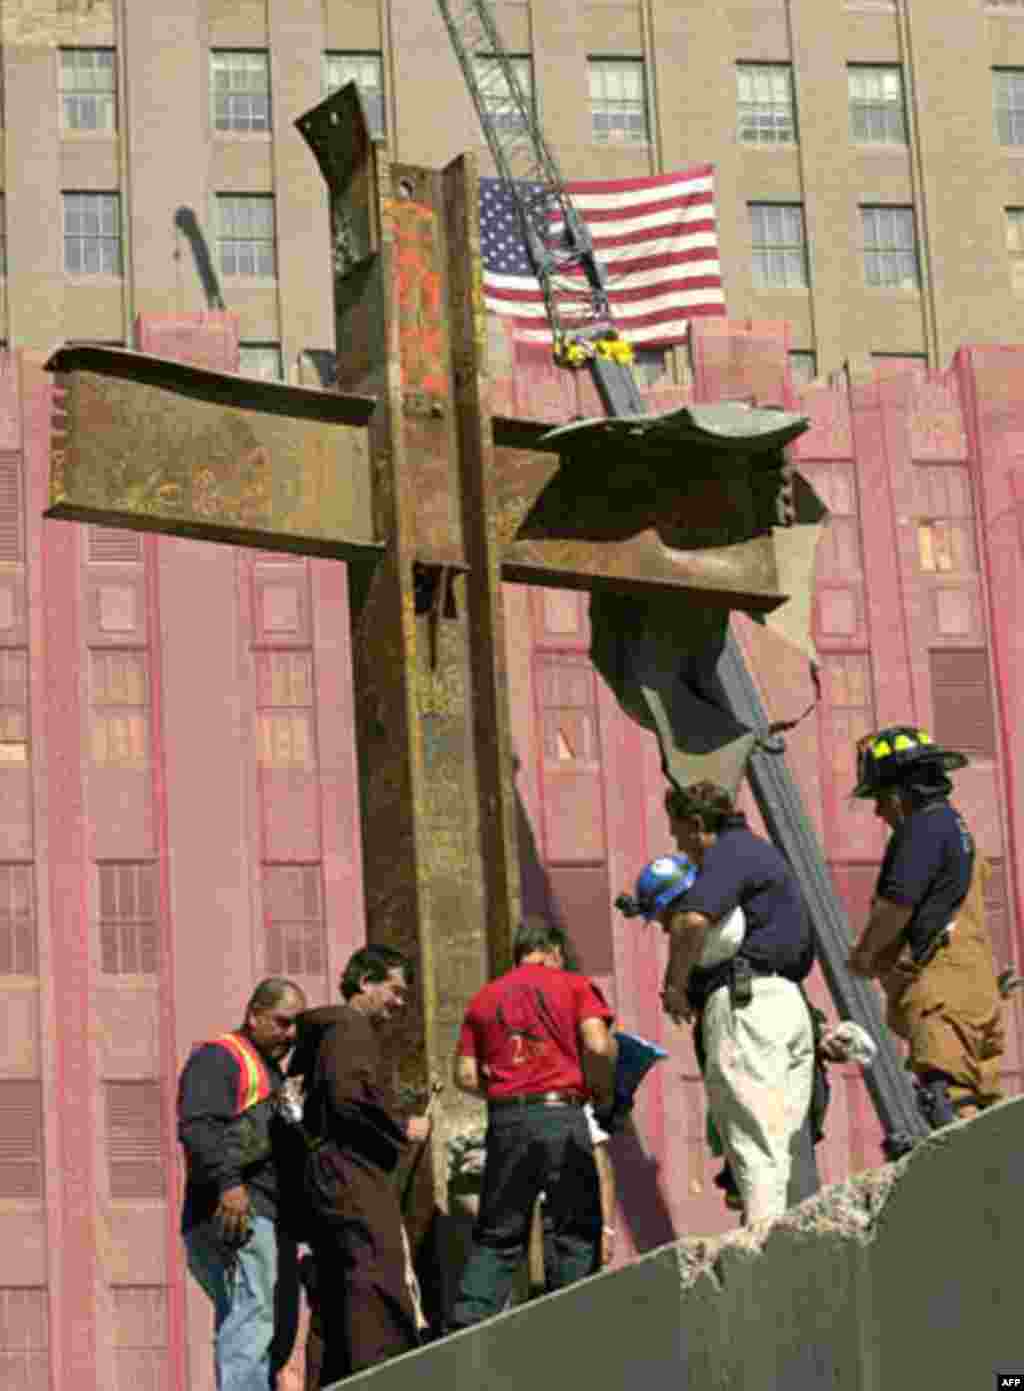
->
[633,854,697,922]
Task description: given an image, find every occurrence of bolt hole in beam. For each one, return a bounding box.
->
[412,563,458,619]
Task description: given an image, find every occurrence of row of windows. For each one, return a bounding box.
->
[34,190,1024,299]
[49,46,643,145]
[57,191,276,280]
[51,48,385,137]
[50,43,1024,155]
[741,63,1024,151]
[739,64,909,146]
[754,203,920,290]
[0,858,326,979]
[6,184,1017,301]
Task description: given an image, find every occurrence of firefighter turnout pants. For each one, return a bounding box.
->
[881,859,1005,1113]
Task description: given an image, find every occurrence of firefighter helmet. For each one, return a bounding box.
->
[851,725,968,800]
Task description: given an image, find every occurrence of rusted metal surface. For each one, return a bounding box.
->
[46,345,381,563]
[502,530,785,608]
[297,95,506,1273]
[443,150,522,984]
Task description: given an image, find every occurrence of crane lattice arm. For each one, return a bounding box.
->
[435,0,645,414]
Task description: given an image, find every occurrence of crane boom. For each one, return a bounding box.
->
[435,0,926,1153]
[435,0,644,414]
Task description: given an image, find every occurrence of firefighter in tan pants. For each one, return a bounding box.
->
[848,726,1004,1126]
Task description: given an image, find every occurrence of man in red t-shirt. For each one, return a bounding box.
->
[450,917,617,1327]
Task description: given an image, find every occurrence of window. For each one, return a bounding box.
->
[113,1288,168,1388]
[848,66,906,143]
[239,343,284,382]
[929,649,997,757]
[88,526,143,563]
[324,52,385,137]
[211,51,271,133]
[59,48,116,131]
[216,195,276,278]
[749,203,809,288]
[994,68,1024,146]
[633,348,670,388]
[915,464,976,574]
[0,456,20,564]
[0,1288,48,1388]
[984,859,1015,968]
[1007,208,1024,290]
[873,353,927,379]
[860,206,919,288]
[821,654,876,782]
[0,1081,43,1197]
[472,55,533,135]
[588,58,648,144]
[257,650,316,769]
[0,650,28,764]
[0,865,35,976]
[263,864,325,977]
[90,650,149,768]
[99,863,158,975]
[63,192,121,276]
[106,1083,164,1199]
[737,64,796,145]
[789,350,817,386]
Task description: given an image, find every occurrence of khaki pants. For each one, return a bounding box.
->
[702,975,815,1225]
[880,857,1005,1112]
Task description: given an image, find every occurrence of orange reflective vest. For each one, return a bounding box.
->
[210,1032,273,1115]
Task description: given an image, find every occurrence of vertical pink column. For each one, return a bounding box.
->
[311,557,366,992]
[34,348,97,1388]
[134,312,239,1391]
[957,347,1024,1089]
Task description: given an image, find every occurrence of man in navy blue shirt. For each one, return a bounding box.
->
[659,781,815,1225]
[847,726,1003,1127]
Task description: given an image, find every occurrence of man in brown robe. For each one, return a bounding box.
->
[289,946,431,1387]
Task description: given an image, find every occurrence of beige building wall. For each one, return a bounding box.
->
[1,0,1024,377]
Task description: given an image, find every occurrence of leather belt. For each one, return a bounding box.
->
[487,1090,585,1108]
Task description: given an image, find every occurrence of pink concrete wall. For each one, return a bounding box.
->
[1,313,1022,1385]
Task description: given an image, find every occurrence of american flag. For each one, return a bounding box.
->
[479,166,725,348]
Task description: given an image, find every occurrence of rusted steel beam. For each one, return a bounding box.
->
[45,345,383,565]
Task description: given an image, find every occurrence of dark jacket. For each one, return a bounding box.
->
[177,1038,284,1231]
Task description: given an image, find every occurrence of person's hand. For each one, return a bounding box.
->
[406,1114,432,1144]
[215,1184,251,1245]
[818,1030,849,1062]
[661,984,692,1026]
[601,1226,616,1266]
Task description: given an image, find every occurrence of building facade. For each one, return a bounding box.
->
[0,3,1021,1389]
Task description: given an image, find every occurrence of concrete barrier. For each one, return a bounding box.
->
[328,1096,1024,1390]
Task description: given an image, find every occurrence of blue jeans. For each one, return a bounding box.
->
[185,1215,298,1391]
